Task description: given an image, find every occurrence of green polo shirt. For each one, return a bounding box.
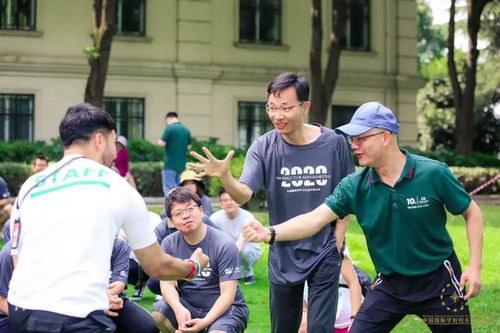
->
[161,122,191,173]
[325,150,471,276]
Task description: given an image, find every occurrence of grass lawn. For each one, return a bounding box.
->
[139,206,500,332]
[1,206,498,332]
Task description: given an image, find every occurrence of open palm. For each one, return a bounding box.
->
[188,147,234,179]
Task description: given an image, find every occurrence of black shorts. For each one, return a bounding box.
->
[8,304,115,333]
[153,298,248,333]
[350,251,471,333]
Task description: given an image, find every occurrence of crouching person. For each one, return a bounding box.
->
[152,187,249,333]
[107,237,158,333]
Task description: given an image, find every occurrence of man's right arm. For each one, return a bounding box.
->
[134,243,208,280]
[243,203,339,243]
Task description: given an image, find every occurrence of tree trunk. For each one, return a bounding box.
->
[84,0,116,108]
[449,0,492,157]
[309,0,347,125]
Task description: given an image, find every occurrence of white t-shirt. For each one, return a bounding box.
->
[210,208,261,255]
[8,155,156,317]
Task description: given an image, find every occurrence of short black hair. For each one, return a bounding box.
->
[267,72,309,102]
[165,112,178,118]
[165,187,202,218]
[32,154,49,164]
[219,187,227,197]
[59,103,116,147]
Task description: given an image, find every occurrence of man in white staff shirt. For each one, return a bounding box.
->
[8,103,208,333]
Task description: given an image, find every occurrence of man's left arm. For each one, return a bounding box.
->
[184,280,238,331]
[460,200,483,300]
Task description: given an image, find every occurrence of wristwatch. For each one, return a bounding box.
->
[266,226,276,245]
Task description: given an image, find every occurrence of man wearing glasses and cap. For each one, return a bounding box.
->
[243,101,483,332]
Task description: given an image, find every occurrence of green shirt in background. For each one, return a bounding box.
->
[325,150,471,276]
[161,122,191,173]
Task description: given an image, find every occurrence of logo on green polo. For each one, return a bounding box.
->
[406,196,429,209]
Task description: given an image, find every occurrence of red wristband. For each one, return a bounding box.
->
[184,259,197,280]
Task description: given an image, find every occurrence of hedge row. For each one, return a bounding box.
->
[1,161,498,197]
[0,139,499,168]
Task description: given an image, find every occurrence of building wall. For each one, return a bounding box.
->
[0,0,423,146]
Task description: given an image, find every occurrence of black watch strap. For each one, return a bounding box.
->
[267,227,276,245]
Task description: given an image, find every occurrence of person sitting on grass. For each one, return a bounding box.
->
[210,188,262,285]
[152,187,249,333]
[180,169,213,216]
[0,177,12,240]
[148,213,220,296]
[107,237,159,333]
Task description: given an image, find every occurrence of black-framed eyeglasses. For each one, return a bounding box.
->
[265,101,305,115]
[170,204,200,219]
[347,131,385,146]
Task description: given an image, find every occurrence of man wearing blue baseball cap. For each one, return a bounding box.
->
[243,102,483,332]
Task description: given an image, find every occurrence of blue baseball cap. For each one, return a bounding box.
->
[335,102,400,136]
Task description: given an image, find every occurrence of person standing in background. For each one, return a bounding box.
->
[157,112,191,196]
[115,135,136,189]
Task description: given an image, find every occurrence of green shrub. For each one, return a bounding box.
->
[128,139,163,162]
[131,162,163,197]
[0,139,63,163]
[402,146,500,167]
[0,163,33,196]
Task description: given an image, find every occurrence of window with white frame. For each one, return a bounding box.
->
[104,97,145,139]
[116,0,145,36]
[239,0,281,45]
[342,0,370,51]
[0,0,36,30]
[0,94,34,141]
[238,101,274,147]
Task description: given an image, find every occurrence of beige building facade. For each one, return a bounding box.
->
[0,0,422,147]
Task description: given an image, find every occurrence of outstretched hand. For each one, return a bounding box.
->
[242,220,269,243]
[188,147,234,179]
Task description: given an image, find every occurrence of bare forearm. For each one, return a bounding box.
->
[464,201,483,269]
[203,287,235,325]
[0,297,8,315]
[335,216,350,251]
[162,282,183,311]
[219,173,252,205]
[273,204,339,242]
[134,243,192,280]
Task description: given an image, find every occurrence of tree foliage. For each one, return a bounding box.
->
[417,0,500,156]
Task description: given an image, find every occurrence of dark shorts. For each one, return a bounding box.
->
[0,315,10,333]
[350,251,471,333]
[111,298,158,333]
[8,304,115,333]
[153,298,248,333]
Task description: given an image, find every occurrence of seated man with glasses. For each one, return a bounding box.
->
[152,187,249,333]
[210,188,262,285]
